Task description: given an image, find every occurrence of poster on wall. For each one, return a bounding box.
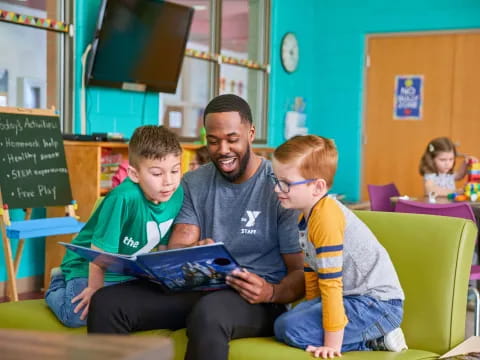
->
[393,75,423,120]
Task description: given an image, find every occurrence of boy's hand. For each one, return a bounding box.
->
[226,268,274,304]
[72,287,98,320]
[306,345,342,359]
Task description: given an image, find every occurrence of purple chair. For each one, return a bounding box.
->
[395,199,480,335]
[395,199,476,219]
[367,183,400,212]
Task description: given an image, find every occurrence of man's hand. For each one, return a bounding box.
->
[72,287,98,320]
[306,345,342,359]
[226,268,274,304]
[198,238,215,246]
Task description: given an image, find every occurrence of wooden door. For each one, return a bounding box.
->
[362,35,456,199]
[450,34,480,159]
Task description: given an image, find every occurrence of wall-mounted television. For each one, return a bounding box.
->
[87,0,194,93]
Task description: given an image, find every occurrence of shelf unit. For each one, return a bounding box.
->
[45,141,128,287]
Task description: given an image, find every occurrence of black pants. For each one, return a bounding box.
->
[87,279,286,360]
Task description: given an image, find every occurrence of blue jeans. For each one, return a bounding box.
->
[45,272,123,328]
[274,295,404,352]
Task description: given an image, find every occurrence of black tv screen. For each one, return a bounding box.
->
[87,0,194,93]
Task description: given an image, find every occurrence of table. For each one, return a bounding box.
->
[390,196,480,208]
[0,329,173,360]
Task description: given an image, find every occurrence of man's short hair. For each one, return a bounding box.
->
[203,94,253,125]
[274,135,338,188]
[128,125,182,168]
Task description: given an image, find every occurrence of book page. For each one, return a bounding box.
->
[137,243,240,291]
[440,337,480,359]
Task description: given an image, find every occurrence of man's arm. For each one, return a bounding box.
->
[167,224,201,249]
[226,252,305,304]
[167,223,215,249]
[271,252,305,303]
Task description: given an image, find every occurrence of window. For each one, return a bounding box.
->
[0,0,73,131]
[160,0,270,143]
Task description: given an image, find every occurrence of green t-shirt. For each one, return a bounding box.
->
[61,178,184,282]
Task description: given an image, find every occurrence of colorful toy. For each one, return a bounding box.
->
[463,158,480,201]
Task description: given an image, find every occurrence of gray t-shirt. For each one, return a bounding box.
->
[175,159,301,283]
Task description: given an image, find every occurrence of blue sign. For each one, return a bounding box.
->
[394,75,423,120]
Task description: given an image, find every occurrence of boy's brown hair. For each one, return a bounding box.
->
[128,125,182,168]
[419,137,457,176]
[274,135,338,188]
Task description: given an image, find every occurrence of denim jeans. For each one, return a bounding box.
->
[45,272,124,328]
[274,295,404,352]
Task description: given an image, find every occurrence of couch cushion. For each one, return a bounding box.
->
[229,337,439,360]
[0,299,172,337]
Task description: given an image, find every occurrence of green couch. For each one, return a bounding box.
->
[0,211,476,360]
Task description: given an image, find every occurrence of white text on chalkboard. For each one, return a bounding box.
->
[14,185,57,200]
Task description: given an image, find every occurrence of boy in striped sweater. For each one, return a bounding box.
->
[271,135,407,358]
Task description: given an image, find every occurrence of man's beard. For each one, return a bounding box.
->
[214,147,251,182]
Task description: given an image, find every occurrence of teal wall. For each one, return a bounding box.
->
[270,0,480,201]
[0,208,46,281]
[3,0,480,282]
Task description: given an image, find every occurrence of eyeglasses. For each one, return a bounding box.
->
[269,173,317,193]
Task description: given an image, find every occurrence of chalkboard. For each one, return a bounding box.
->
[0,110,72,208]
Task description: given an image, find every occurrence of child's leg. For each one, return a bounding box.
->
[342,295,404,351]
[274,297,326,349]
[274,296,403,352]
[45,273,88,328]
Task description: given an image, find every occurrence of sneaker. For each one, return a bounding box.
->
[368,328,408,352]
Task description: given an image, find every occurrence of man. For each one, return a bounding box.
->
[87,94,304,360]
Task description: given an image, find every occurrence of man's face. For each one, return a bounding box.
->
[205,111,255,182]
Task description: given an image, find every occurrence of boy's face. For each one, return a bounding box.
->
[272,158,325,214]
[128,154,181,204]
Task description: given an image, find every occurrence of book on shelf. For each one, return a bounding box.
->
[59,242,240,292]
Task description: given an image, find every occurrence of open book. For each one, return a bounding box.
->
[440,336,480,359]
[59,242,240,292]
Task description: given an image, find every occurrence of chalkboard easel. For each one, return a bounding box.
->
[0,107,84,302]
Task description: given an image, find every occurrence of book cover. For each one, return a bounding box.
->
[59,242,240,292]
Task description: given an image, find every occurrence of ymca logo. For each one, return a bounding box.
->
[241,210,261,227]
[240,210,261,234]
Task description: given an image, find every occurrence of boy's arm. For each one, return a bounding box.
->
[304,269,318,300]
[308,207,348,347]
[324,329,345,352]
[72,245,106,320]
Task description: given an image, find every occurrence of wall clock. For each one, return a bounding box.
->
[281,32,299,73]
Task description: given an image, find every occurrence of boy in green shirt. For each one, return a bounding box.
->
[45,125,184,327]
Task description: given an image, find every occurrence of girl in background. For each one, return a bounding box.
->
[419,137,476,197]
